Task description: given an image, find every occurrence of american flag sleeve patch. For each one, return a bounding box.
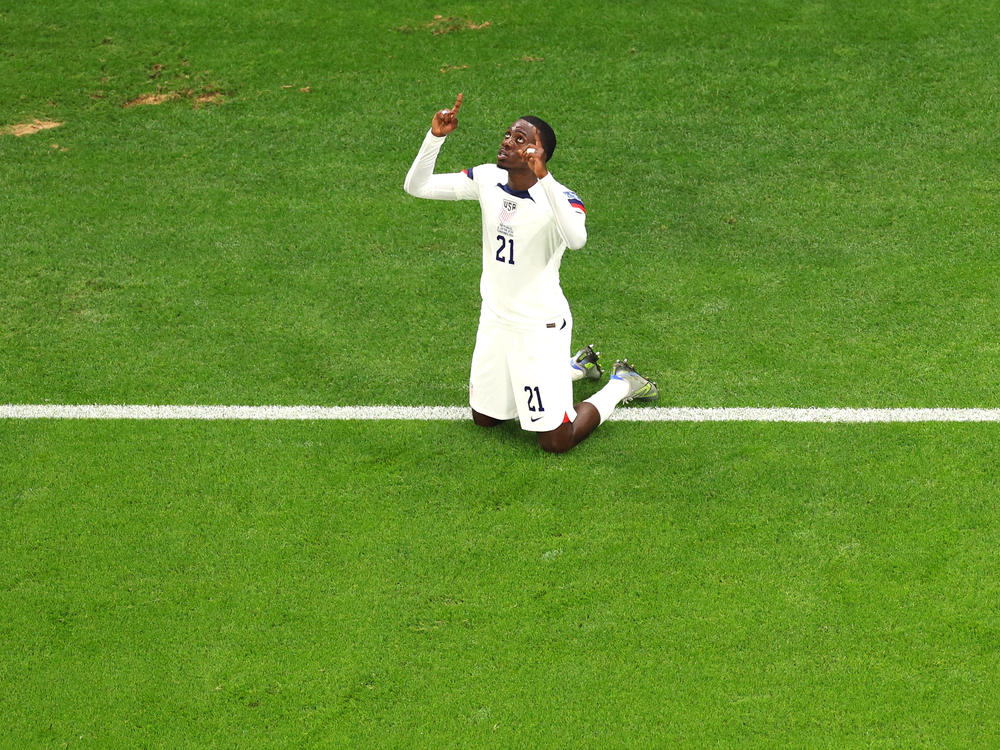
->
[463,167,474,179]
[565,190,586,213]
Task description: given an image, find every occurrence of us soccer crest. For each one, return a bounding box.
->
[499,199,518,224]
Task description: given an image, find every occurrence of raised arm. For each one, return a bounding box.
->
[520,131,587,250]
[431,93,462,136]
[538,176,587,249]
[404,94,477,201]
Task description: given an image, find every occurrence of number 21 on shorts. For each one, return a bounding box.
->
[524,385,544,412]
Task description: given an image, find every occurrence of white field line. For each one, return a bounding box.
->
[3,404,1000,422]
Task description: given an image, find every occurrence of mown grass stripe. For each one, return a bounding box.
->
[3,404,1000,422]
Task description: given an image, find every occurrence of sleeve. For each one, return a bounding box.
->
[403,129,479,201]
[537,174,587,250]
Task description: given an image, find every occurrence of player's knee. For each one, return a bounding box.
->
[472,409,503,428]
[538,427,573,454]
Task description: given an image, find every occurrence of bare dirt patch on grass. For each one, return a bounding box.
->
[399,15,491,34]
[122,88,225,108]
[122,92,181,108]
[2,119,64,137]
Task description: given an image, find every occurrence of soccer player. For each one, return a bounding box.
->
[404,94,657,453]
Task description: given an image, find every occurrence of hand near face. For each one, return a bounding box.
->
[519,130,548,179]
[431,93,463,137]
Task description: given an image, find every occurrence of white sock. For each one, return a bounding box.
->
[569,362,585,382]
[584,377,630,424]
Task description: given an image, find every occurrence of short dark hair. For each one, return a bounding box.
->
[521,116,556,162]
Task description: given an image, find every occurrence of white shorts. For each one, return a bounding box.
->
[469,312,577,433]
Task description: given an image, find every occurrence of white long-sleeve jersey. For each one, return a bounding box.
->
[404,129,587,329]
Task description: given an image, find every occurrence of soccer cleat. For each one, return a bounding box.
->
[570,344,604,380]
[610,358,659,403]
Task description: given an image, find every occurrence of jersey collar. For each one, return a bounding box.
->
[498,182,534,201]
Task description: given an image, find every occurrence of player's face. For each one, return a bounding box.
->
[497,119,536,169]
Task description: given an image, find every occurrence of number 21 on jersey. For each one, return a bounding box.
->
[495,235,514,265]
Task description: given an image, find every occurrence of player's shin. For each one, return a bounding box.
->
[583,379,630,424]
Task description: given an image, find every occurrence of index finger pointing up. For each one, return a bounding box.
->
[452,92,464,113]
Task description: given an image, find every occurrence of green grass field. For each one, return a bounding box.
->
[3,0,1000,746]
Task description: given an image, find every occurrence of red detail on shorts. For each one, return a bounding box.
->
[563,411,571,424]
